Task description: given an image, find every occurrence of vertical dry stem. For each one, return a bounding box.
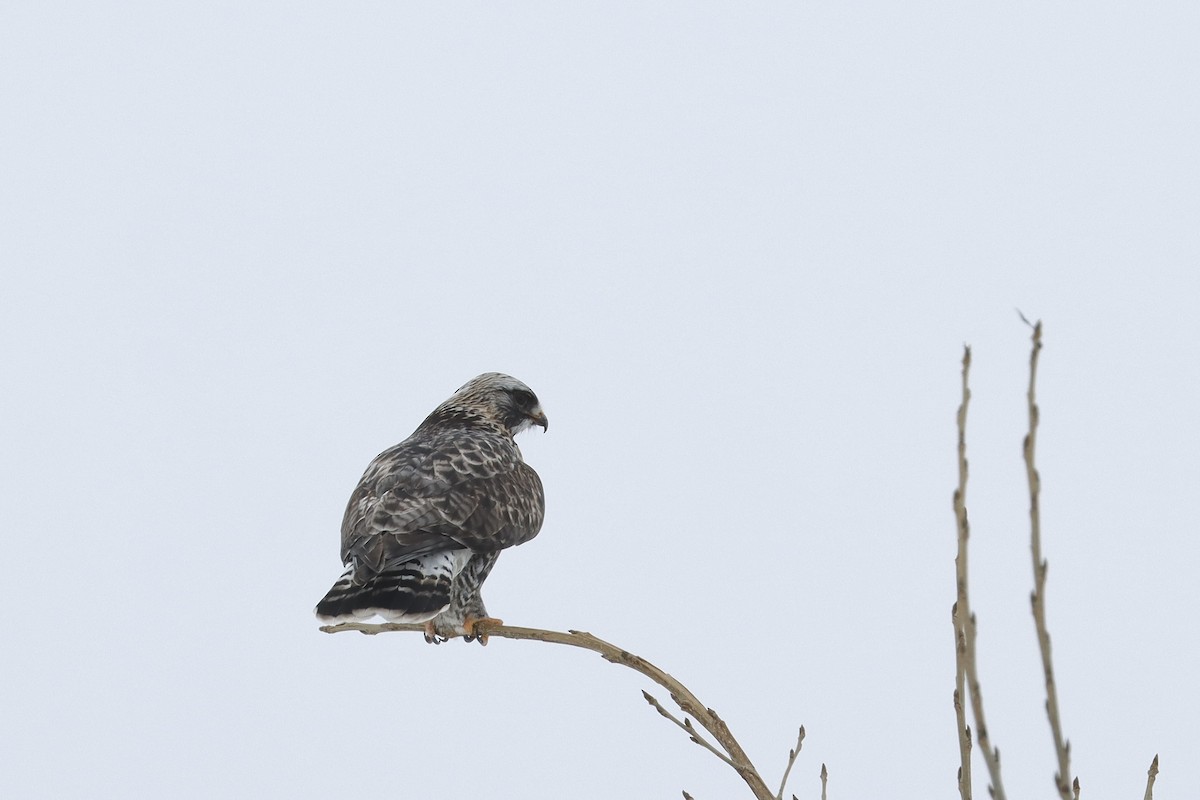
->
[1142,754,1159,800]
[952,346,975,800]
[1022,320,1074,799]
[952,345,1006,800]
[775,726,805,800]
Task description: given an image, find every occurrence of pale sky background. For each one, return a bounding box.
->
[3,3,1198,799]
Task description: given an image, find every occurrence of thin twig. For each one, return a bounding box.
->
[951,345,975,800]
[952,345,1006,800]
[1142,754,1159,800]
[952,659,972,800]
[1022,321,1074,800]
[775,726,805,800]
[642,690,736,768]
[321,621,776,800]
[820,762,828,800]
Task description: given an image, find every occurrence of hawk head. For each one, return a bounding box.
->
[428,373,549,437]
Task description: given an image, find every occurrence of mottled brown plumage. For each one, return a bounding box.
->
[315,373,547,643]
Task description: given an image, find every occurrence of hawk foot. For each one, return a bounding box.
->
[463,616,504,646]
[423,620,449,645]
[422,616,502,645]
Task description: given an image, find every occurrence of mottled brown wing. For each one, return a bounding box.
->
[339,427,545,579]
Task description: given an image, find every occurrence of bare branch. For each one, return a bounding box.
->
[775,726,805,800]
[1143,754,1159,800]
[321,621,775,800]
[952,345,975,800]
[641,690,736,769]
[820,762,828,800]
[952,345,1005,800]
[1022,321,1074,800]
[682,791,695,800]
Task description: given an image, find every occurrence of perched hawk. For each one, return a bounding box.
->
[315,373,547,644]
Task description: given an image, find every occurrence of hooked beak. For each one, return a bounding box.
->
[527,408,549,432]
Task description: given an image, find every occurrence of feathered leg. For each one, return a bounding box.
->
[425,552,502,645]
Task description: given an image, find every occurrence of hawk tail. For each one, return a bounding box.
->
[314,550,469,624]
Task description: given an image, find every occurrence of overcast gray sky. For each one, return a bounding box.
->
[3,3,1198,798]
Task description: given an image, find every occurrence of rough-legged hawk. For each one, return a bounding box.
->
[315,373,547,643]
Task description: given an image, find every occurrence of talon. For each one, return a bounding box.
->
[423,620,443,645]
[463,616,503,646]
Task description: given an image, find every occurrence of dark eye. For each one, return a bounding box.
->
[512,389,536,408]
